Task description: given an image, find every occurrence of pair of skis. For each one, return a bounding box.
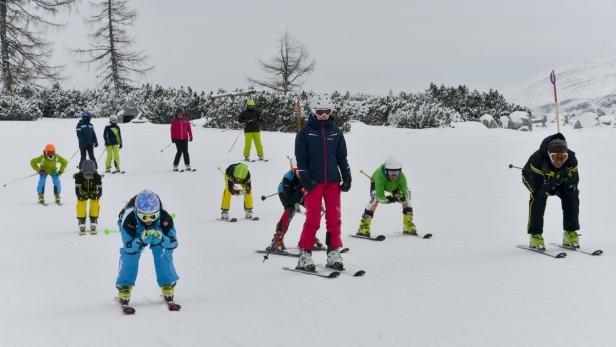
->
[349,231,433,241]
[282,264,365,278]
[115,297,181,315]
[517,243,603,258]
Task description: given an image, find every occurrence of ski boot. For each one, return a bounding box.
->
[116,285,132,305]
[258,156,265,161]
[220,210,230,221]
[185,165,191,171]
[245,209,254,220]
[326,249,344,270]
[38,194,45,205]
[356,211,373,237]
[313,238,325,251]
[296,250,316,272]
[563,230,580,248]
[54,194,61,205]
[402,209,418,235]
[268,232,286,251]
[78,218,86,235]
[173,165,179,172]
[161,282,176,302]
[90,217,98,235]
[529,234,545,250]
[113,168,121,174]
[104,168,111,173]
[244,157,251,162]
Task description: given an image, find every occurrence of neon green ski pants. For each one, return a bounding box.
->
[243,132,264,158]
[105,145,121,170]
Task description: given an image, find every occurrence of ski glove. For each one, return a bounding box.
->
[124,238,144,253]
[340,176,352,192]
[57,171,63,176]
[189,137,193,142]
[119,143,123,149]
[302,179,317,192]
[161,236,178,249]
[141,229,162,245]
[385,196,397,204]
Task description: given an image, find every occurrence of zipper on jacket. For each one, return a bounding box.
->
[321,124,327,182]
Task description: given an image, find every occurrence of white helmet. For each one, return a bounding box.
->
[308,96,334,115]
[110,114,118,123]
[384,156,402,170]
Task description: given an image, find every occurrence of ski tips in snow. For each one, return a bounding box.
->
[516,245,567,258]
[549,243,603,256]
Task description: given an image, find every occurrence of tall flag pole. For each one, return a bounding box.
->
[550,69,561,133]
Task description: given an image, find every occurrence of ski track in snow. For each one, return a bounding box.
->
[1,119,616,346]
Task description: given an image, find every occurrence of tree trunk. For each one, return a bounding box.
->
[0,0,12,91]
[107,0,120,89]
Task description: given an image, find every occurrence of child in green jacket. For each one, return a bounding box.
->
[30,144,68,205]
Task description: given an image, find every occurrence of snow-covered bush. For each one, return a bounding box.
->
[572,112,598,129]
[480,114,497,128]
[0,94,42,120]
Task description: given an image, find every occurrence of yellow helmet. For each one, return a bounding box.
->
[246,99,256,107]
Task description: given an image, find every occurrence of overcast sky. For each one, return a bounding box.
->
[48,0,616,98]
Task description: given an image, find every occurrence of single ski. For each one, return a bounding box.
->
[163,297,181,311]
[246,217,260,221]
[218,217,238,223]
[549,243,603,256]
[282,266,340,278]
[350,234,386,241]
[256,247,349,258]
[115,297,135,315]
[111,170,126,174]
[516,245,567,258]
[316,264,365,277]
[401,231,432,239]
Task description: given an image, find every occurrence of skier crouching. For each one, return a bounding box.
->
[522,133,580,250]
[115,190,180,309]
[30,144,68,205]
[220,163,255,220]
[357,157,416,236]
[73,160,102,235]
[267,164,324,252]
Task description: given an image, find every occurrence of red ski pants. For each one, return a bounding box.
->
[298,182,342,250]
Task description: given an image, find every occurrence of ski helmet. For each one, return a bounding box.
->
[233,163,249,180]
[547,139,568,168]
[175,107,184,115]
[80,160,96,179]
[384,156,402,178]
[246,99,256,108]
[82,111,92,119]
[135,190,161,223]
[308,96,334,120]
[44,144,56,158]
[110,114,118,123]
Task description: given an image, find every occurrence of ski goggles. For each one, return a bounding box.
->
[549,152,568,162]
[315,109,332,120]
[46,153,55,159]
[385,169,401,177]
[137,211,160,222]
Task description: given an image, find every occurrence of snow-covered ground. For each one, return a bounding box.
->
[1,119,616,347]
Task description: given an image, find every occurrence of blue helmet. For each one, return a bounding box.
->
[135,190,161,222]
[82,111,92,119]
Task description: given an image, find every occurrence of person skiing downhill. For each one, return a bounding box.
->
[237,99,265,161]
[30,144,68,205]
[170,107,193,171]
[115,190,180,310]
[522,133,580,250]
[103,114,123,173]
[357,157,416,237]
[294,96,351,271]
[73,160,102,235]
[267,160,324,252]
[220,163,255,221]
[76,111,98,169]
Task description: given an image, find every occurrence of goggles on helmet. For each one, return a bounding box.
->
[549,152,568,163]
[315,109,332,120]
[385,168,401,178]
[137,211,160,222]
[46,152,55,159]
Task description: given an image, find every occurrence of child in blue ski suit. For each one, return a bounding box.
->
[115,190,179,305]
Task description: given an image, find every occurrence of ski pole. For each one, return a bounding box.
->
[261,192,278,201]
[97,149,106,162]
[359,169,372,180]
[3,172,38,188]
[227,131,242,154]
[263,229,284,263]
[508,164,523,170]
[160,142,173,152]
[217,167,245,195]
[65,149,80,165]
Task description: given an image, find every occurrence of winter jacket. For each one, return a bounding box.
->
[103,123,122,147]
[295,115,351,185]
[74,172,103,200]
[277,169,304,208]
[372,165,409,203]
[76,118,98,148]
[238,108,262,133]
[31,153,68,175]
[118,197,177,253]
[225,164,252,193]
[522,133,579,194]
[170,117,193,141]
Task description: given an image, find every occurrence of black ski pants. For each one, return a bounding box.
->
[173,139,190,166]
[79,145,96,169]
[527,187,579,234]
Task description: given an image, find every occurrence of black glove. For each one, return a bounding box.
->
[303,179,317,192]
[94,143,98,148]
[230,187,240,196]
[340,176,352,192]
[189,137,193,142]
[386,196,397,204]
[57,170,63,176]
[542,171,565,193]
[119,143,123,149]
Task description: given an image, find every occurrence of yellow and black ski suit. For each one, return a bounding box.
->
[522,133,579,234]
[221,164,253,211]
[74,172,102,219]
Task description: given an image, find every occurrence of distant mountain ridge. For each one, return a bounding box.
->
[513,59,616,117]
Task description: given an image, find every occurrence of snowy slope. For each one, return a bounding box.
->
[512,59,616,114]
[1,119,616,346]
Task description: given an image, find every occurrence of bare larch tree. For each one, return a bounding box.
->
[0,0,75,91]
[249,31,315,95]
[74,0,152,89]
